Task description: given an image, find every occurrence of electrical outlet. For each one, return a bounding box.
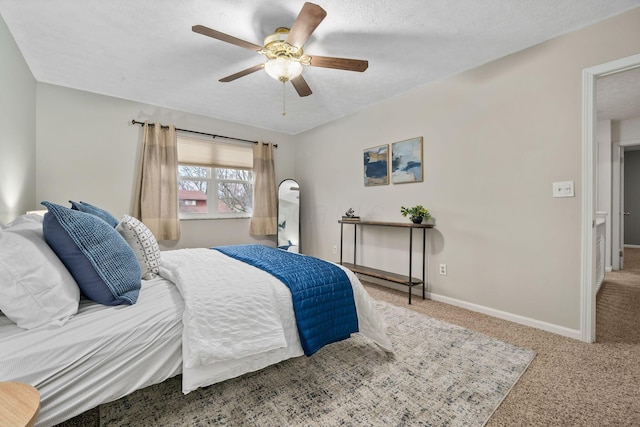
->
[332,245,338,254]
[439,264,447,276]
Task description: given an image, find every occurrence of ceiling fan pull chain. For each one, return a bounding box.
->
[282,82,287,117]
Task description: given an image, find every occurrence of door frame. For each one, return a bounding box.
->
[581,53,640,343]
[612,142,622,271]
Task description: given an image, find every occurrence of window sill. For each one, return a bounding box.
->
[179,216,251,221]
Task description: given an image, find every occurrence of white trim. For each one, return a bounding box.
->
[581,53,640,344]
[362,277,582,340]
[581,66,597,343]
[427,292,582,341]
[612,142,622,270]
[624,244,640,249]
[618,138,640,147]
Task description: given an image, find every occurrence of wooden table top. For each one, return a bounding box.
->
[0,382,40,427]
[338,219,434,228]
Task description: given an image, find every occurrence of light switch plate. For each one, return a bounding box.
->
[553,181,575,198]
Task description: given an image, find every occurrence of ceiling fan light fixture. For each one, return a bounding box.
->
[263,27,290,48]
[265,56,303,82]
[193,2,366,98]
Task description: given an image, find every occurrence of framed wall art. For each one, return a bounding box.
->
[391,137,423,184]
[363,144,389,186]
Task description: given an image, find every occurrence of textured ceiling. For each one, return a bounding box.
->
[1,0,639,134]
[596,66,640,122]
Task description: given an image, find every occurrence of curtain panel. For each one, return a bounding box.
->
[133,122,180,240]
[250,142,277,235]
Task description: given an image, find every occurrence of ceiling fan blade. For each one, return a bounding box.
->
[219,63,265,82]
[291,75,312,97]
[286,2,327,48]
[307,55,369,72]
[192,25,262,52]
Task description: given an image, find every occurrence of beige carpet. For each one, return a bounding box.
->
[365,250,640,426]
[57,254,640,426]
[99,301,534,426]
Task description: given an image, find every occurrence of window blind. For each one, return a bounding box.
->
[177,136,253,169]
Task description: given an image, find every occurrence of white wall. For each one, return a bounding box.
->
[0,15,36,223]
[613,116,640,143]
[295,8,640,333]
[35,83,297,249]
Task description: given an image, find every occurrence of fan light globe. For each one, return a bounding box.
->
[265,57,303,82]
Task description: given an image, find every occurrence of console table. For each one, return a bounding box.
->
[339,220,433,304]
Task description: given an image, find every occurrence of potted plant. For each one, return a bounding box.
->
[400,205,430,224]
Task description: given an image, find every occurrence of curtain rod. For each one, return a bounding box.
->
[131,120,277,148]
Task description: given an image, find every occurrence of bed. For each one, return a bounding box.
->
[0,204,392,427]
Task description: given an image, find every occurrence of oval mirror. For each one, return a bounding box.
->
[278,179,300,253]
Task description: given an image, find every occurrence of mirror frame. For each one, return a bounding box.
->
[277,179,300,253]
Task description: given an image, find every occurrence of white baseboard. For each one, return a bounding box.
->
[425,292,582,340]
[361,277,581,341]
[624,244,640,249]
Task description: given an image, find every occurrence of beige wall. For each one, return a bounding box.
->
[295,8,640,332]
[4,7,640,336]
[0,15,36,223]
[35,83,297,249]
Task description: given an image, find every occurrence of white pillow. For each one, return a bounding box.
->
[0,214,80,329]
[116,215,161,280]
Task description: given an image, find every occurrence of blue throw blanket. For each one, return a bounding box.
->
[213,244,359,356]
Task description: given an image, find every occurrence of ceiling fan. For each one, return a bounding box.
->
[192,2,368,97]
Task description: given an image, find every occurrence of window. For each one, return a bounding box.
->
[177,137,254,219]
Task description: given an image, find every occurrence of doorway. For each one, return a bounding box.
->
[582,53,640,343]
[608,111,640,273]
[623,149,640,252]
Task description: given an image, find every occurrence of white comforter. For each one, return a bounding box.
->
[160,248,392,393]
[160,248,288,367]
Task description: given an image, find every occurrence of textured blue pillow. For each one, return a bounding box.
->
[69,200,119,227]
[42,201,141,305]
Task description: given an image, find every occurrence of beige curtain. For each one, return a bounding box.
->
[133,122,180,240]
[250,142,277,235]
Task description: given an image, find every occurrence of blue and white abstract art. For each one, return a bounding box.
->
[363,144,389,186]
[391,137,423,184]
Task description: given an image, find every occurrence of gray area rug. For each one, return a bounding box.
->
[100,301,535,426]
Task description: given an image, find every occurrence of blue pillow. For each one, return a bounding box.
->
[42,201,141,305]
[69,200,119,227]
